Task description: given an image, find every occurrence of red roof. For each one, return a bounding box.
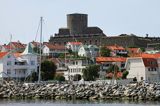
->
[3,45,14,49]
[48,58,60,64]
[127,48,141,54]
[44,43,65,50]
[10,42,26,49]
[107,45,125,51]
[96,57,126,63]
[142,58,158,67]
[135,53,160,58]
[31,41,40,47]
[0,52,8,59]
[68,42,82,45]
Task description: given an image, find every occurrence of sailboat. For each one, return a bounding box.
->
[38,17,43,83]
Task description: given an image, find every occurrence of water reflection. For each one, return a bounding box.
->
[0,99,159,106]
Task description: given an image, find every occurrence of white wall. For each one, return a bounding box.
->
[0,63,3,77]
[145,67,160,83]
[78,47,89,57]
[126,58,146,81]
[42,46,49,56]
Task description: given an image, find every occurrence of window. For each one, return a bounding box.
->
[7,61,11,65]
[23,70,26,74]
[76,61,78,65]
[95,40,98,45]
[7,69,11,75]
[90,40,92,44]
[7,55,11,58]
[149,68,157,71]
[84,41,87,44]
[104,64,110,67]
[121,63,125,68]
[30,61,35,65]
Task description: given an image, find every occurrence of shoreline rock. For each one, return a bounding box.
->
[0,81,160,101]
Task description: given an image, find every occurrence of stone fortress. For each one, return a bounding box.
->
[49,13,160,48]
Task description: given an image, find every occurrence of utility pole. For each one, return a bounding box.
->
[38,17,43,83]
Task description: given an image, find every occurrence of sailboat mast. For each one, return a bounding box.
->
[38,17,43,83]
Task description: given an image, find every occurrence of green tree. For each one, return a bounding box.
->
[54,75,65,82]
[41,60,57,81]
[100,47,111,57]
[33,47,39,54]
[140,47,145,52]
[33,47,42,54]
[68,49,73,54]
[122,71,129,79]
[82,65,100,81]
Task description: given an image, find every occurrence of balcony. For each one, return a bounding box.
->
[14,62,28,69]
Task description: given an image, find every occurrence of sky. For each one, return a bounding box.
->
[0,0,160,45]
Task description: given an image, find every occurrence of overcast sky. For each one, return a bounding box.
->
[0,0,160,44]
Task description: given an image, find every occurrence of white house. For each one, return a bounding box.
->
[125,56,160,83]
[66,42,82,52]
[64,59,90,80]
[78,45,90,57]
[0,43,38,80]
[42,43,67,57]
[78,45,99,57]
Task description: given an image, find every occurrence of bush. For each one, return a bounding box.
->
[122,71,129,79]
[55,75,65,82]
[82,65,100,81]
[73,74,81,81]
[41,60,57,81]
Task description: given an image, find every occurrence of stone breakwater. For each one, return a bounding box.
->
[0,81,160,101]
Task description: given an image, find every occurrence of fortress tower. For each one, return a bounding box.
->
[67,13,88,35]
[49,13,106,46]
